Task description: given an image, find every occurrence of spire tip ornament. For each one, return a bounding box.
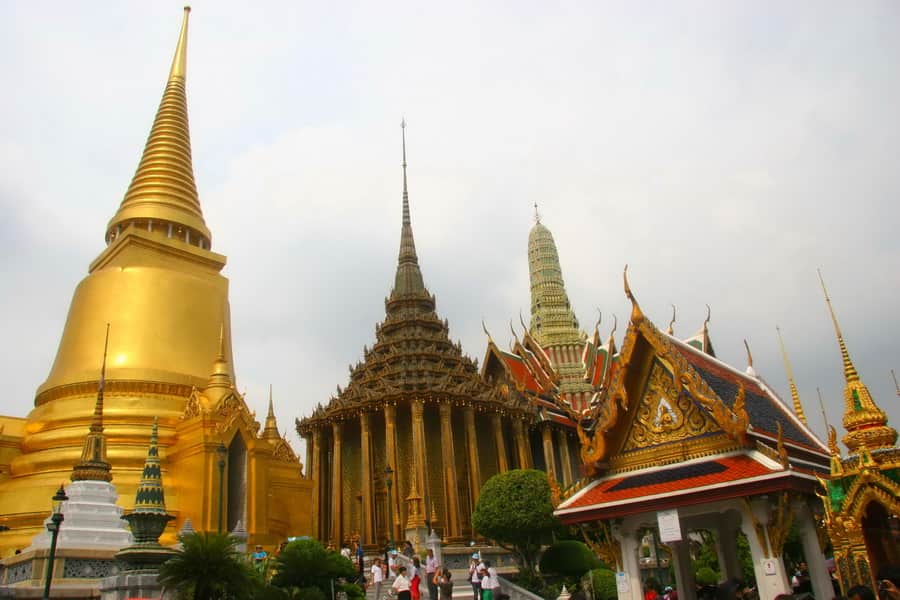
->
[71,324,113,482]
[775,325,807,425]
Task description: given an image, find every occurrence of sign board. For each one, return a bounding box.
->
[616,572,630,594]
[762,559,777,576]
[657,508,682,543]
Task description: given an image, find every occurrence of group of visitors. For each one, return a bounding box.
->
[468,553,500,600]
[369,546,454,600]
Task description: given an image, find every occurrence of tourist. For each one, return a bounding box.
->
[426,548,438,600]
[481,560,499,600]
[878,567,900,600]
[393,566,412,600]
[403,540,415,558]
[252,544,268,573]
[716,578,746,600]
[469,554,483,600]
[389,549,400,579]
[847,585,876,600]
[411,557,422,600]
[371,558,385,600]
[644,581,659,600]
[437,568,454,600]
[663,586,678,600]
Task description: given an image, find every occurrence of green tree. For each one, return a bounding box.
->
[270,538,358,599]
[471,469,559,575]
[159,532,257,600]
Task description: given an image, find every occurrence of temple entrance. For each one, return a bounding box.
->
[862,501,900,578]
[227,434,248,532]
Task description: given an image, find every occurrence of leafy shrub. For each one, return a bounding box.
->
[589,568,617,600]
[539,540,601,577]
[695,567,720,586]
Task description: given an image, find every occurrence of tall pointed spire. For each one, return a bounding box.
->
[775,326,807,424]
[818,269,896,453]
[263,384,280,440]
[527,212,581,347]
[391,119,427,298]
[106,7,211,247]
[72,324,113,482]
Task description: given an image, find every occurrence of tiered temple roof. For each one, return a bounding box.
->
[299,123,519,429]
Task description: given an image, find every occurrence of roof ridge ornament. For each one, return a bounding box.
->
[667,304,676,335]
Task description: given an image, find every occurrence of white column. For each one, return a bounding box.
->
[717,512,743,582]
[671,540,697,600]
[615,522,644,600]
[740,499,791,600]
[794,501,833,600]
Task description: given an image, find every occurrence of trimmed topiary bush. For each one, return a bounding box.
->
[539,540,601,577]
[590,568,617,600]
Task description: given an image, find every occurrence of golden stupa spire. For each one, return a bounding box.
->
[206,323,232,392]
[106,6,211,247]
[775,325,807,424]
[262,384,280,440]
[818,269,896,452]
[72,324,113,482]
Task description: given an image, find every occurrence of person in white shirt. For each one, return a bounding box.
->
[392,566,412,600]
[371,558,385,600]
[388,551,399,579]
[481,562,499,600]
[468,556,482,600]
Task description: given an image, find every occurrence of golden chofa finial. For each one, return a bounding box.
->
[169,7,191,80]
[482,320,493,343]
[775,325,807,425]
[667,305,676,336]
[743,339,757,377]
[623,264,643,323]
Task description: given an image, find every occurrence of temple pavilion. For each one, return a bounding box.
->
[554,270,836,600]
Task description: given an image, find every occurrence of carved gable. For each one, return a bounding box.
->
[620,359,721,453]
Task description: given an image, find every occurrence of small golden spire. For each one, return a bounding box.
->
[71,324,113,483]
[667,304,676,335]
[533,201,541,224]
[207,323,232,391]
[775,325,807,424]
[263,384,279,440]
[107,6,210,246]
[818,269,896,452]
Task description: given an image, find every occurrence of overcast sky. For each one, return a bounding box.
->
[2,1,898,456]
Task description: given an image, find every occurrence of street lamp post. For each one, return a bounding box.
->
[42,485,68,600]
[216,442,227,533]
[385,465,394,551]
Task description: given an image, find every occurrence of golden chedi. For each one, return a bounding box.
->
[0,8,310,556]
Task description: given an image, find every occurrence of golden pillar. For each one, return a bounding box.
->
[311,428,322,539]
[360,411,374,545]
[542,424,557,481]
[411,399,429,516]
[331,421,343,544]
[556,428,573,486]
[384,403,402,542]
[439,402,461,539]
[491,413,508,473]
[464,405,481,500]
[512,417,532,469]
